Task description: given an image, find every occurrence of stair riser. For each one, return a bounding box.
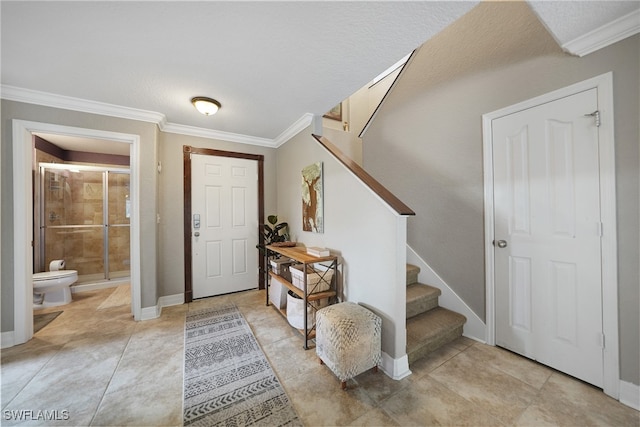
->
[406,268,419,286]
[407,325,463,364]
[406,296,439,319]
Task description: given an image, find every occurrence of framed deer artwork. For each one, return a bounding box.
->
[301,162,323,233]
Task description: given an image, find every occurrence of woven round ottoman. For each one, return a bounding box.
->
[315,302,382,389]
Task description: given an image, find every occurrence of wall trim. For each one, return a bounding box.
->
[140,294,185,321]
[162,122,275,148]
[273,113,314,147]
[1,85,312,148]
[140,305,161,321]
[380,352,411,380]
[158,293,185,308]
[2,85,164,124]
[482,72,619,399]
[619,380,640,411]
[562,9,640,57]
[407,245,486,342]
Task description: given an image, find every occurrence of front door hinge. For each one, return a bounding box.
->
[585,110,601,127]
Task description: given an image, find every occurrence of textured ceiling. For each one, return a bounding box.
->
[1,1,477,141]
[1,1,638,149]
[528,0,639,43]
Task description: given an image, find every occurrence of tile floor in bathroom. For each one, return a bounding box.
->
[1,285,638,426]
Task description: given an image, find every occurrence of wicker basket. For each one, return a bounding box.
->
[289,264,333,294]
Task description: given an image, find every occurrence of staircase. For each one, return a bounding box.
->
[406,264,466,364]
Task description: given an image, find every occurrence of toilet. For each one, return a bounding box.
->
[33,270,78,308]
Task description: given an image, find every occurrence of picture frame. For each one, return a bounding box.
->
[323,103,342,121]
[301,162,323,233]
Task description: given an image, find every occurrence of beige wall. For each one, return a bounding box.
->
[363,2,639,384]
[276,127,409,361]
[0,101,279,334]
[321,65,402,166]
[1,100,158,331]
[156,132,278,298]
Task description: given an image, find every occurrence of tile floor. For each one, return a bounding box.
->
[1,286,638,426]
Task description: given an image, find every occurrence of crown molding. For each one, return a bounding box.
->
[273,113,314,147]
[160,122,276,148]
[1,85,165,124]
[1,85,311,148]
[562,8,640,57]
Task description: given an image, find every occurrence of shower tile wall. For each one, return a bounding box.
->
[36,148,131,280]
[44,169,105,277]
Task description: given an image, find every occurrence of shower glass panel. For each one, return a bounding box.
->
[43,227,104,279]
[107,172,131,279]
[40,164,131,283]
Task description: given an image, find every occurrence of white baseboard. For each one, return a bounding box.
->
[380,351,411,380]
[140,305,161,321]
[407,245,486,342]
[140,293,185,321]
[158,293,184,308]
[1,331,15,349]
[619,380,640,410]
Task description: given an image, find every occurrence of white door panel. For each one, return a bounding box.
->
[192,154,258,298]
[493,88,603,387]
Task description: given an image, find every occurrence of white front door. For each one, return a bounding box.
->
[492,88,604,387]
[191,154,259,298]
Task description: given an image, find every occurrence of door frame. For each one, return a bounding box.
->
[482,72,619,398]
[183,146,264,303]
[11,120,142,346]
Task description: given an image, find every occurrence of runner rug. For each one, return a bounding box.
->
[183,304,301,426]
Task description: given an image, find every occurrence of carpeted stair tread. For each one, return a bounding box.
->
[406,283,441,318]
[406,307,466,364]
[406,264,420,286]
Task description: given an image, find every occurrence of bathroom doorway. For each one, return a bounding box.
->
[11,120,142,346]
[37,164,131,285]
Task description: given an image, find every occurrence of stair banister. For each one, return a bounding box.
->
[312,134,415,216]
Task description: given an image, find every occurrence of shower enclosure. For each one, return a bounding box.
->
[38,163,131,284]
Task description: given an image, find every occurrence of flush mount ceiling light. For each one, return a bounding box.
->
[191,96,221,116]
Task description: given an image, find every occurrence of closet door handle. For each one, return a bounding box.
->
[494,240,507,248]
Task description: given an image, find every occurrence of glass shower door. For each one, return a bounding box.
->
[41,167,106,282]
[40,164,131,283]
[107,171,131,279]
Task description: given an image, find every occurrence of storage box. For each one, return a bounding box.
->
[286,290,314,329]
[269,275,288,309]
[270,258,292,282]
[289,264,334,294]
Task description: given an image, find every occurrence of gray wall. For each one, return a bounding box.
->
[156,132,277,298]
[1,100,159,331]
[276,128,410,360]
[363,2,639,384]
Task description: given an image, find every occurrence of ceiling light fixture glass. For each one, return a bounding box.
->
[191,96,221,116]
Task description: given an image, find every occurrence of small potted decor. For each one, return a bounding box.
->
[258,215,290,250]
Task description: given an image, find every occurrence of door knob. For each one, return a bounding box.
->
[194,232,200,237]
[494,240,507,248]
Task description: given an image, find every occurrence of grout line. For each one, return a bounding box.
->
[88,332,134,426]
[0,342,63,411]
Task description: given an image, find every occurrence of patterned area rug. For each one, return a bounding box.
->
[183,304,301,426]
